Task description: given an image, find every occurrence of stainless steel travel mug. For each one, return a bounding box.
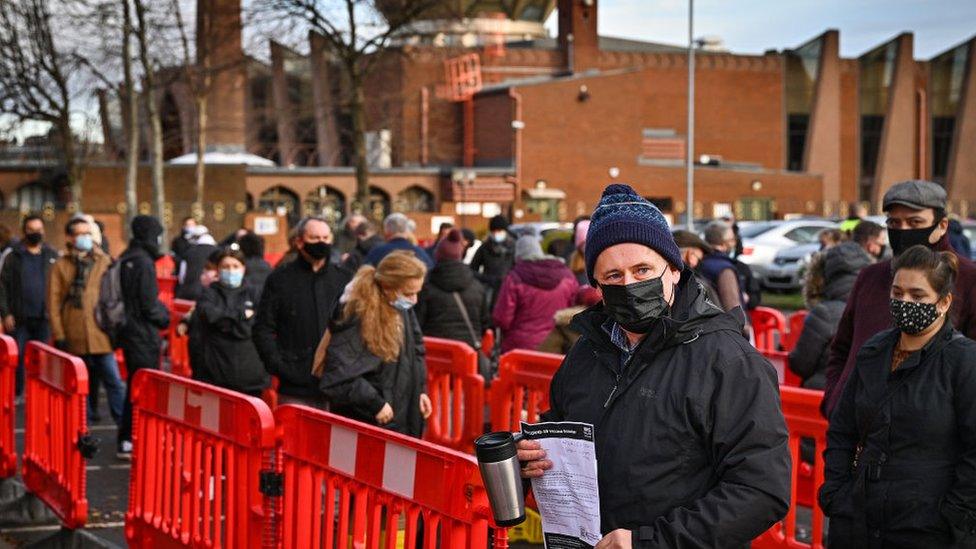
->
[475,431,526,526]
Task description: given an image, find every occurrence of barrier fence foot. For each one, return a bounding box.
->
[23,527,123,549]
[0,478,58,527]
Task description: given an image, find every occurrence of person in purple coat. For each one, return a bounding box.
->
[493,233,579,352]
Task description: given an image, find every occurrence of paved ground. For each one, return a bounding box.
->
[0,390,127,548]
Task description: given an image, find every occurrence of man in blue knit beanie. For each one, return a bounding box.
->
[516,184,790,548]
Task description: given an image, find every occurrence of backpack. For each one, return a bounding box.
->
[96,259,126,344]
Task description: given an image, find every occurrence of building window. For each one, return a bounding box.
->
[858,39,898,199]
[304,186,346,226]
[396,186,435,213]
[860,115,885,199]
[368,186,391,222]
[784,36,822,172]
[929,43,970,185]
[258,186,300,227]
[11,181,62,212]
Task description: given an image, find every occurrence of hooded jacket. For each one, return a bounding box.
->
[536,305,586,355]
[194,282,270,395]
[823,234,976,417]
[492,258,578,352]
[176,242,218,301]
[119,234,171,369]
[0,242,58,321]
[319,310,427,438]
[820,323,976,548]
[243,256,272,304]
[545,270,790,547]
[252,255,352,397]
[415,260,489,349]
[470,234,516,290]
[789,242,872,389]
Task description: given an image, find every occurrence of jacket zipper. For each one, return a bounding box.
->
[603,372,621,409]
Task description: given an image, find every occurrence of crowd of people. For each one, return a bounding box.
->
[0,177,973,547]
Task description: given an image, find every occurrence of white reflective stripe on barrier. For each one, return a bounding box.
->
[329,425,357,475]
[165,384,221,432]
[382,443,416,499]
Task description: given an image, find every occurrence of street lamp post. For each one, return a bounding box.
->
[686,0,695,231]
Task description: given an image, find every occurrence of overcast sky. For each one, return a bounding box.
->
[550,0,975,59]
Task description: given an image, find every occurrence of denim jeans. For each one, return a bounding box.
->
[14,318,50,396]
[82,353,125,425]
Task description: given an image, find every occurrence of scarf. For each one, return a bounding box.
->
[69,253,94,309]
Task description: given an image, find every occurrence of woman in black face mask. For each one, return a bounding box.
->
[820,244,976,548]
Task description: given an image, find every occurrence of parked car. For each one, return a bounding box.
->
[737,219,838,282]
[508,222,572,238]
[764,242,820,291]
[961,221,976,261]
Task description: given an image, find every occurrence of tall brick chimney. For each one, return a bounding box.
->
[558,0,599,73]
[197,0,245,152]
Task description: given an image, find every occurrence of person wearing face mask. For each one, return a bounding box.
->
[47,217,125,426]
[700,220,752,323]
[820,245,976,548]
[318,251,432,437]
[470,214,516,307]
[823,180,976,418]
[117,215,172,459]
[517,184,790,549]
[0,214,57,400]
[253,216,353,409]
[672,229,722,307]
[194,249,269,397]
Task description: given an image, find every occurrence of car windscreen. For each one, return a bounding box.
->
[739,222,779,239]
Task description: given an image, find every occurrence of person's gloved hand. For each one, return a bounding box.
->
[54,339,69,352]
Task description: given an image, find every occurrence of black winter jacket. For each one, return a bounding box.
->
[789,242,871,389]
[545,269,790,547]
[820,323,976,549]
[252,256,352,397]
[194,282,270,395]
[0,243,58,321]
[470,236,515,291]
[176,243,218,301]
[319,310,428,437]
[415,260,489,348]
[119,243,171,368]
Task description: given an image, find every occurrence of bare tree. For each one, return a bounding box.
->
[121,0,139,228]
[258,0,440,211]
[0,0,86,208]
[132,0,166,240]
[172,0,210,220]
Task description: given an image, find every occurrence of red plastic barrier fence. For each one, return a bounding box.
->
[751,306,788,353]
[481,329,495,358]
[157,276,177,309]
[156,255,176,278]
[116,349,128,382]
[168,299,195,378]
[125,369,277,548]
[22,342,90,529]
[490,350,563,433]
[423,337,485,454]
[274,404,507,548]
[781,310,809,353]
[264,253,284,267]
[0,334,17,479]
[762,350,803,388]
[753,386,827,549]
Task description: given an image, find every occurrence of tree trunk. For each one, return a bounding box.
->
[134,0,166,246]
[194,93,207,219]
[59,114,81,210]
[121,0,138,232]
[349,71,370,215]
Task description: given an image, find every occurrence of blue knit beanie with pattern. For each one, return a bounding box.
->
[584,184,683,285]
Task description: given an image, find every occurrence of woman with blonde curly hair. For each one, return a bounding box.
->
[318,250,432,437]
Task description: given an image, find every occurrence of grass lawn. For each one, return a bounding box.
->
[760,291,806,312]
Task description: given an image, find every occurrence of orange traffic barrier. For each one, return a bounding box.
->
[157,276,177,309]
[490,350,563,432]
[761,350,803,388]
[753,386,827,549]
[423,337,485,453]
[781,310,809,353]
[264,252,284,267]
[22,342,92,529]
[751,306,788,353]
[155,255,176,278]
[481,329,495,358]
[168,299,195,378]
[274,404,507,548]
[0,334,17,478]
[125,369,276,548]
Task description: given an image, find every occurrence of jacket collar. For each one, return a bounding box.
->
[858,319,957,375]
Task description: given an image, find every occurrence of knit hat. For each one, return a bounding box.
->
[584,184,683,285]
[434,229,466,262]
[515,234,545,261]
[489,214,509,232]
[131,215,163,244]
[574,220,591,250]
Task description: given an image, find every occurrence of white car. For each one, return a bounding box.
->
[737,219,838,282]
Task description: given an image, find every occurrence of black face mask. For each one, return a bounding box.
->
[24,232,43,246]
[888,224,939,257]
[890,298,940,335]
[303,241,331,260]
[599,272,672,334]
